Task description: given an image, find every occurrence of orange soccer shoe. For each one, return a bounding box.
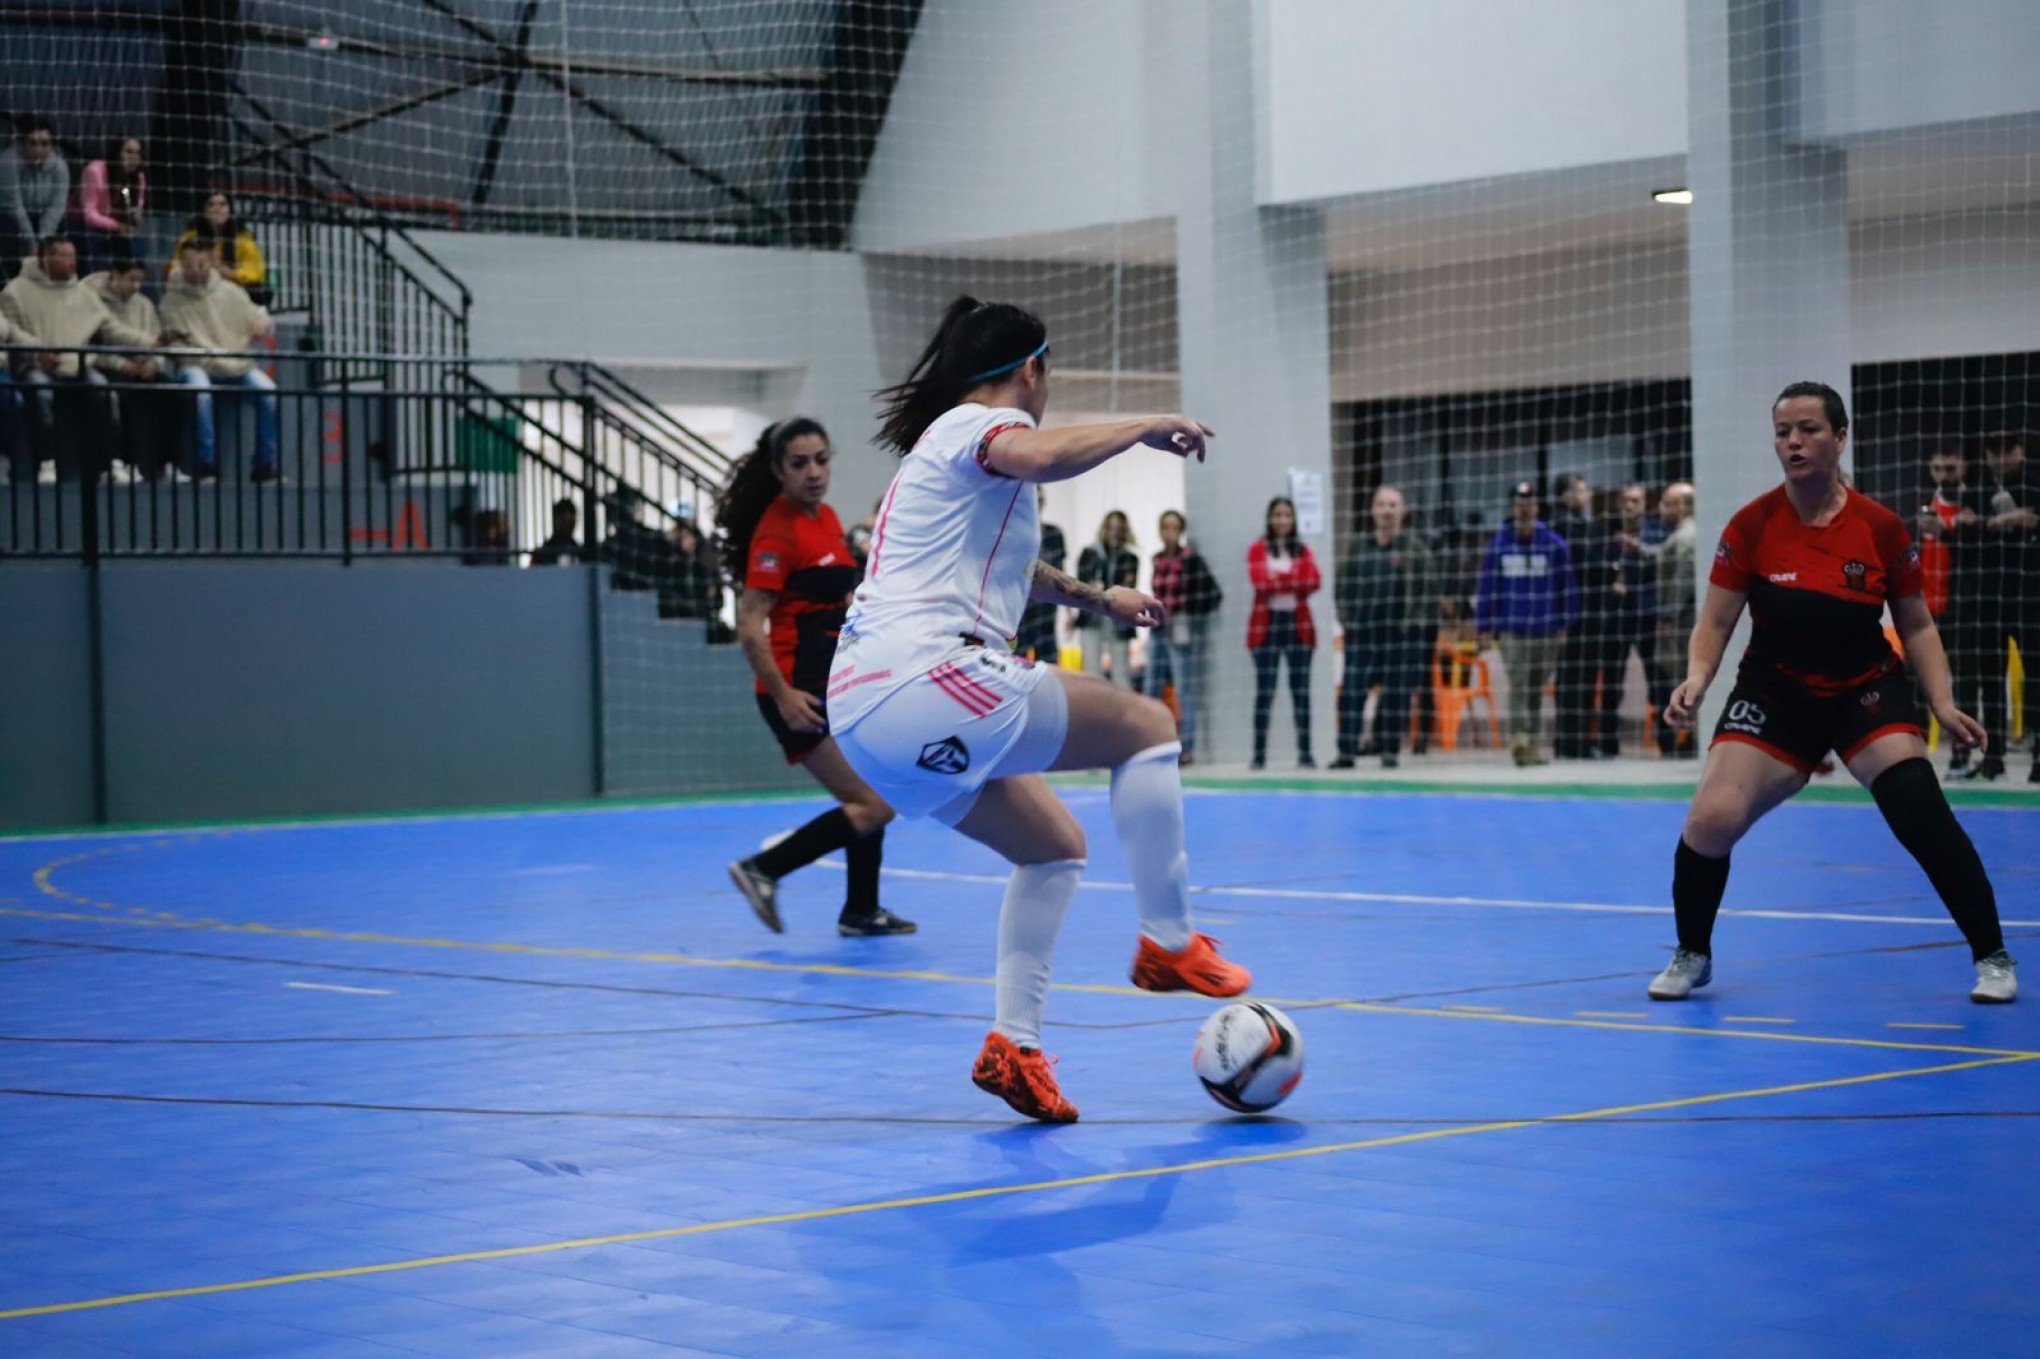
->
[971,1032,1079,1123]
[1131,932,1252,997]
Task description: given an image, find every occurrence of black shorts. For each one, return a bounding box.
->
[757,690,827,765]
[1710,665,1924,773]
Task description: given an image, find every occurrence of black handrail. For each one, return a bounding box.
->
[546,361,735,477]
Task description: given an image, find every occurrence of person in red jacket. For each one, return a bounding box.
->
[1246,496,1321,769]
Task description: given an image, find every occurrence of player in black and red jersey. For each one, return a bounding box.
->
[1653,382,2014,1004]
[713,418,914,937]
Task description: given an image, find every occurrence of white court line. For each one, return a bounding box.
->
[283,982,393,996]
[832,863,2040,929]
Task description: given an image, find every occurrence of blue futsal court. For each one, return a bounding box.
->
[1,785,2036,1356]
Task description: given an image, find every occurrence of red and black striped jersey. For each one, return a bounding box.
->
[747,497,861,693]
[1710,485,1922,694]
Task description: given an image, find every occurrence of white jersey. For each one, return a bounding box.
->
[830,403,1040,730]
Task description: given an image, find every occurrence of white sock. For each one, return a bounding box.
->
[991,858,1085,1050]
[1111,741,1193,951]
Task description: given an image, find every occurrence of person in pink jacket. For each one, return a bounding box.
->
[75,137,146,274]
[1246,495,1322,768]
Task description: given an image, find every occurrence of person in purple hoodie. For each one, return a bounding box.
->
[1475,480,1580,766]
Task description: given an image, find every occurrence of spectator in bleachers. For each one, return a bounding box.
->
[169,191,267,304]
[86,256,176,479]
[1247,495,1322,769]
[530,497,584,566]
[1075,509,1140,683]
[1550,472,1615,760]
[0,306,28,477]
[1146,508,1222,764]
[1962,429,2037,782]
[599,486,677,587]
[461,509,513,566]
[1,116,68,279]
[1647,481,1698,756]
[75,137,147,275]
[1,236,154,483]
[1015,488,1065,663]
[1333,484,1433,770]
[663,518,727,626]
[1474,480,1579,768]
[1599,482,1663,757]
[159,240,278,482]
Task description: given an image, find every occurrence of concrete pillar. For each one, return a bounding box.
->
[1169,0,1337,766]
[1685,0,1851,731]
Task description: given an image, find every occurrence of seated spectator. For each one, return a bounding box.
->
[86,255,175,478]
[159,241,278,482]
[0,116,69,280]
[461,508,513,566]
[75,137,147,275]
[530,497,583,565]
[600,486,680,591]
[0,236,153,483]
[662,518,726,623]
[169,191,267,304]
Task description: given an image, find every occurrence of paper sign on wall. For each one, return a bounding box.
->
[1287,468,1325,537]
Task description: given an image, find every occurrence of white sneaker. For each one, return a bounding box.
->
[1971,950,2017,1004]
[1648,948,1713,1001]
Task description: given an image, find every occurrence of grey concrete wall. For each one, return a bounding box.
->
[94,560,599,824]
[0,562,97,828]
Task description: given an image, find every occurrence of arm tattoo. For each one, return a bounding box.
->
[1031,559,1110,614]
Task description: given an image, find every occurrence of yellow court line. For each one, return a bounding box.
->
[1439,1004,1505,1013]
[6,902,2036,1061]
[1721,1016,1798,1025]
[1,1052,2030,1324]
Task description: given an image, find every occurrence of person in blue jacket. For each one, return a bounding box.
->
[1475,480,1581,766]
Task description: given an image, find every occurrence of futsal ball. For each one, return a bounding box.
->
[1193,1002,1304,1112]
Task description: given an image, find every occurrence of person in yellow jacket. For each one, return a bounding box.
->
[167,191,266,300]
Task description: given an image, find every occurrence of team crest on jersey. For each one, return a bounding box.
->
[917,736,971,775]
[1841,559,1870,592]
[1898,544,1921,572]
[756,552,781,573]
[1714,539,1733,564]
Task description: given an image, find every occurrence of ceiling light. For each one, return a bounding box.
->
[1652,188,1693,205]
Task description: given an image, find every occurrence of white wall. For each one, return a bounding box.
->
[1257,0,1689,205]
[1798,0,2040,139]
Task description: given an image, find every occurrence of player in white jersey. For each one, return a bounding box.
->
[829,296,1253,1122]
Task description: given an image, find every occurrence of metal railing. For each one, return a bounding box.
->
[223,98,472,366]
[0,351,722,592]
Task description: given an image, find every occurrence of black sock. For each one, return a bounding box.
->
[842,828,884,917]
[1673,837,1730,956]
[1870,757,2004,961]
[750,807,858,882]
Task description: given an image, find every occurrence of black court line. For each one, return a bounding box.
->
[3,1086,2036,1128]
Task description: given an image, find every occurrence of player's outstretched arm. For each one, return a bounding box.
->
[1664,583,1745,728]
[985,414,1213,483]
[1892,593,1987,751]
[1030,559,1166,629]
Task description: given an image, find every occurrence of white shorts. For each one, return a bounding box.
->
[833,646,1069,824]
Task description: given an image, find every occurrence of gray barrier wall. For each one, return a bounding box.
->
[0,560,801,831]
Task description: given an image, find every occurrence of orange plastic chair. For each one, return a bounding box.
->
[1433,641,1501,751]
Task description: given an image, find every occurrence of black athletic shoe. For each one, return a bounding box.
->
[838,907,917,937]
[1297,754,1317,770]
[728,859,783,934]
[2029,761,2040,784]
[1953,757,2006,782]
[1329,755,1357,770]
[1381,751,1400,769]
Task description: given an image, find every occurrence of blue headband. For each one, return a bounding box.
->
[966,340,1049,385]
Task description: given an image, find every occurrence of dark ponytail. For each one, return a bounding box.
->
[713,416,829,586]
[875,295,1048,455]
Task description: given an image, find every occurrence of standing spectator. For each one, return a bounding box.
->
[169,191,267,304]
[1599,482,1663,757]
[86,256,175,479]
[1075,509,1140,682]
[0,306,30,478]
[0,236,152,483]
[1647,481,1699,756]
[1333,484,1435,770]
[76,137,147,274]
[1247,495,1321,769]
[0,117,69,278]
[1015,487,1066,663]
[1146,508,1222,764]
[1550,472,1614,759]
[461,509,513,566]
[1960,429,2038,781]
[158,241,278,481]
[663,518,726,627]
[530,497,584,565]
[1474,480,1579,767]
[1917,446,1981,775]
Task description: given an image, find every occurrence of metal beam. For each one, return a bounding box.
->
[228,71,502,167]
[469,0,541,207]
